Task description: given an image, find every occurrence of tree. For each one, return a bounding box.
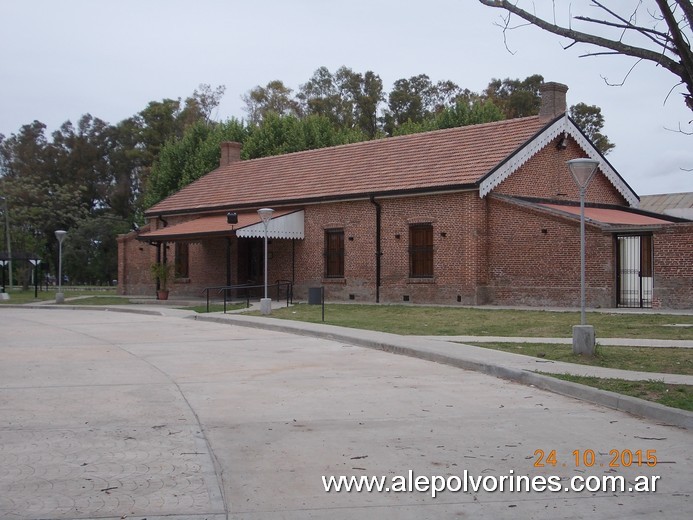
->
[484,74,544,118]
[242,113,366,160]
[478,1,693,113]
[62,216,129,285]
[570,102,615,154]
[0,171,89,285]
[181,84,227,125]
[393,99,505,136]
[437,99,506,128]
[298,66,354,129]
[49,114,113,212]
[297,66,385,138]
[385,74,436,131]
[242,80,302,125]
[335,67,385,138]
[145,118,247,208]
[0,121,51,181]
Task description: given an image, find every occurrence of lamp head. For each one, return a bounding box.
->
[257,207,274,224]
[567,158,599,189]
[55,230,67,243]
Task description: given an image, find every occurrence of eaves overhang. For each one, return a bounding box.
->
[143,183,478,219]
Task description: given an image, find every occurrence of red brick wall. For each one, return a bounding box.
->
[484,197,615,307]
[652,223,693,309]
[494,136,627,205]
[284,193,487,304]
[302,199,376,301]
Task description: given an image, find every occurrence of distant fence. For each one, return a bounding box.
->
[202,280,293,313]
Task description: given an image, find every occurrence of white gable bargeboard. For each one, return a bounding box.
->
[478,116,639,207]
[236,210,305,239]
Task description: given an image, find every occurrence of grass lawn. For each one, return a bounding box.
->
[257,303,693,340]
[0,288,117,304]
[465,342,693,375]
[542,373,693,411]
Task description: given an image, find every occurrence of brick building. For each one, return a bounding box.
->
[117,82,692,309]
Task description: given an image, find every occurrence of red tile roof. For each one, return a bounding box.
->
[146,116,550,216]
[540,203,675,225]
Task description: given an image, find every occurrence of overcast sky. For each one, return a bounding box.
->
[1,0,691,196]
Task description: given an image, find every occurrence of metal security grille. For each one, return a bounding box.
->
[616,235,653,308]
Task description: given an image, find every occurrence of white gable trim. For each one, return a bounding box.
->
[478,117,639,207]
[236,210,305,239]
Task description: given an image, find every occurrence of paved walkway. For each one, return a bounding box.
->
[0,307,691,520]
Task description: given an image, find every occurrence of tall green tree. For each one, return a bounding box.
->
[62,216,129,285]
[484,74,544,118]
[570,102,615,155]
[145,118,248,208]
[49,114,113,212]
[242,113,366,160]
[298,66,385,138]
[337,68,384,139]
[298,66,354,128]
[242,80,302,126]
[384,74,436,132]
[393,99,505,136]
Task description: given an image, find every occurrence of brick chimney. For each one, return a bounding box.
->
[220,141,242,167]
[539,82,568,120]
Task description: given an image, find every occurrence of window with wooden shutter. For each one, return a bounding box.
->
[325,229,344,278]
[409,224,433,278]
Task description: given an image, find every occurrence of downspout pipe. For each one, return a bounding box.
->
[370,195,382,303]
[226,237,232,286]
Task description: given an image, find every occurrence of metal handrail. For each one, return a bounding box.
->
[202,281,293,313]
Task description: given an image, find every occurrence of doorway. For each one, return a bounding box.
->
[616,234,653,308]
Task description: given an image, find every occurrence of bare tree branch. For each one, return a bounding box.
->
[478,0,693,111]
[574,16,674,52]
[674,0,693,31]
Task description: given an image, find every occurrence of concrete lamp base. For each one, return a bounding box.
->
[572,325,595,356]
[55,292,65,304]
[260,297,272,315]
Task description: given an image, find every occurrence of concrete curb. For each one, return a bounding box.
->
[192,313,693,430]
[4,303,167,316]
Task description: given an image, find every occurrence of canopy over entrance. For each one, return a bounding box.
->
[138,209,304,242]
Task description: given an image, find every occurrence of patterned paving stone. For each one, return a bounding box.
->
[0,424,224,519]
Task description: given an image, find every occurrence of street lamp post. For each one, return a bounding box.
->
[0,260,7,299]
[29,259,40,299]
[257,208,274,315]
[567,158,599,355]
[55,230,67,303]
[0,196,12,291]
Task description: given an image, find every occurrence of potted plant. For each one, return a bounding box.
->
[150,262,174,300]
